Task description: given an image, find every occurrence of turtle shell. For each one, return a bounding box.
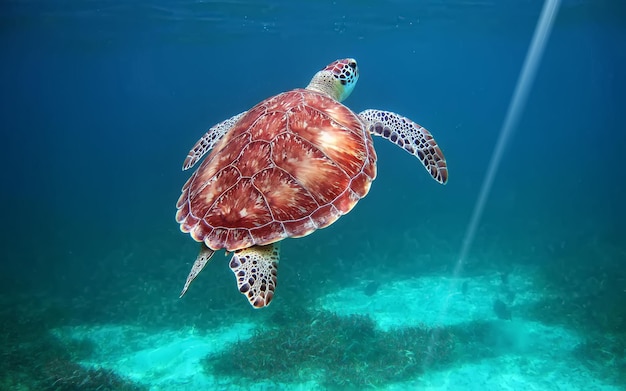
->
[176,88,377,251]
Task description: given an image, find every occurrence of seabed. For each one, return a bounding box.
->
[29,263,622,391]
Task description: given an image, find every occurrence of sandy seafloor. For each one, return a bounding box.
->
[51,265,620,391]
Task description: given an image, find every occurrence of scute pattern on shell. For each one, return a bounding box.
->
[176,89,377,252]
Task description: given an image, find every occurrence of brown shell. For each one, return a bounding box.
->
[176,89,377,251]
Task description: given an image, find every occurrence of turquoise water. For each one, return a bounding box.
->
[1,1,624,390]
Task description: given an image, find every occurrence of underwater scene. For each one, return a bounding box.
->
[1,0,625,390]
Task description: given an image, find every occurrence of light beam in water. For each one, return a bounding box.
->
[455,0,561,276]
[425,0,561,367]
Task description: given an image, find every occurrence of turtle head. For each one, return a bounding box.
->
[306,58,359,102]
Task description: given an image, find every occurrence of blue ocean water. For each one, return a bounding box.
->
[1,1,625,390]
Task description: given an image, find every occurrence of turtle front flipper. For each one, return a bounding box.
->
[182,111,246,170]
[229,243,279,308]
[359,109,448,184]
[180,242,216,298]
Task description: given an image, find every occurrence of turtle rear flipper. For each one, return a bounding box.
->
[359,109,448,184]
[180,243,215,298]
[229,243,280,308]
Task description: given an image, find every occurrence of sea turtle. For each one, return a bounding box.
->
[176,58,448,308]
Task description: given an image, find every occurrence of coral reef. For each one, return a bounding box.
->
[203,308,455,388]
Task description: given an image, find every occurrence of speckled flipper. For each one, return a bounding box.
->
[182,112,246,171]
[229,243,279,308]
[180,243,215,298]
[359,109,448,184]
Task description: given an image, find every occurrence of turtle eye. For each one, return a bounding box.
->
[348,60,357,69]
